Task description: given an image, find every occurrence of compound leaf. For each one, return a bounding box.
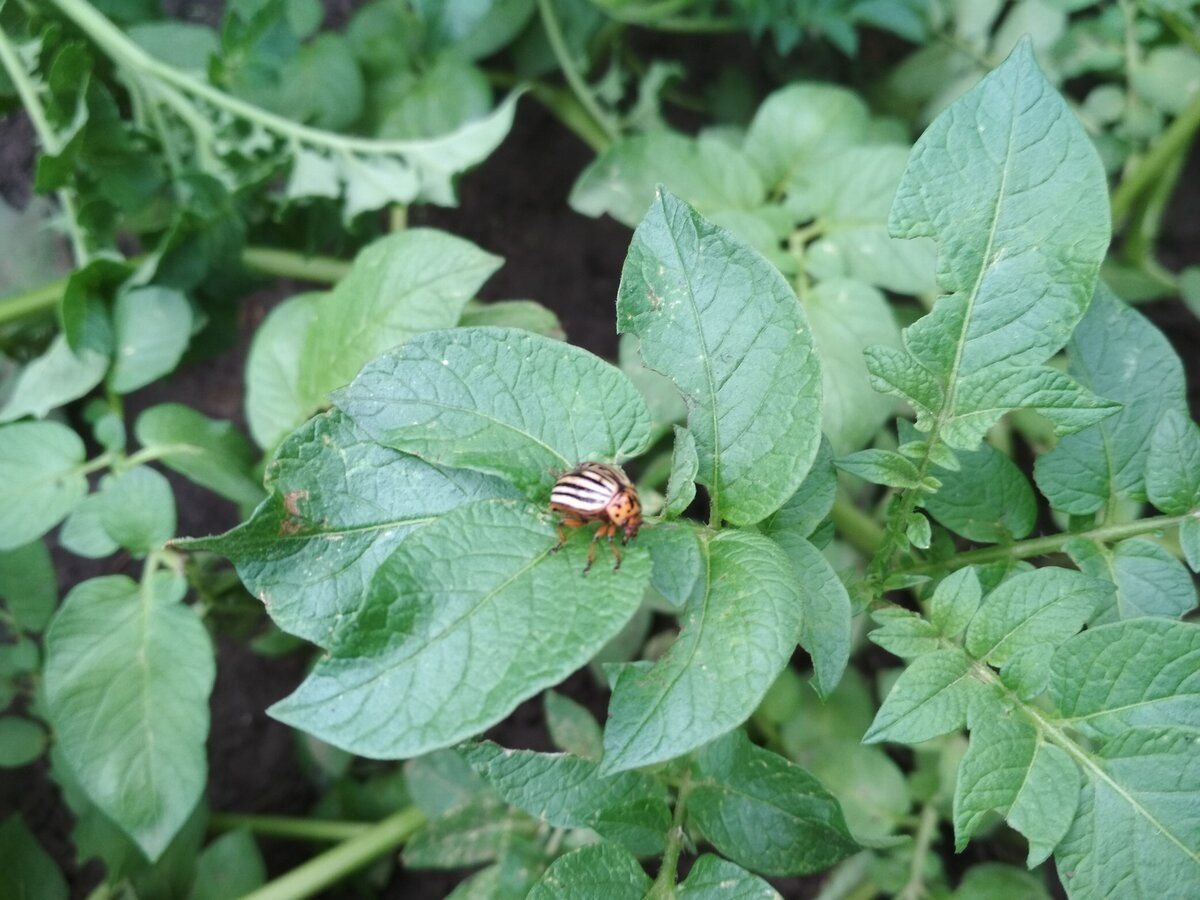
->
[0,421,88,550]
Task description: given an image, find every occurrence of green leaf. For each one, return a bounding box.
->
[135,404,262,507]
[929,567,982,638]
[1065,538,1197,622]
[459,299,564,339]
[97,467,176,554]
[870,607,941,659]
[0,540,57,632]
[1055,727,1200,897]
[906,511,932,549]
[955,862,1051,900]
[184,410,518,646]
[526,843,650,899]
[641,522,704,609]
[1035,287,1187,514]
[802,280,902,454]
[921,438,1036,543]
[1131,46,1200,115]
[298,231,502,414]
[404,749,485,817]
[59,492,120,559]
[244,293,320,450]
[954,692,1078,865]
[570,130,765,228]
[107,287,193,394]
[0,421,88,550]
[1146,411,1200,515]
[619,334,686,439]
[601,530,803,773]
[128,21,219,72]
[761,437,836,540]
[802,740,910,846]
[742,84,870,189]
[0,335,108,422]
[767,530,851,696]
[402,795,539,869]
[271,499,649,758]
[864,647,982,744]
[44,573,214,860]
[0,815,67,900]
[373,57,491,140]
[1181,517,1200,573]
[1049,619,1200,735]
[544,690,603,760]
[791,148,937,295]
[616,191,822,526]
[836,449,926,490]
[879,40,1110,453]
[461,741,670,855]
[187,829,266,900]
[337,327,650,498]
[677,854,781,899]
[964,568,1110,665]
[0,717,48,767]
[279,34,364,132]
[686,730,858,876]
[664,426,698,518]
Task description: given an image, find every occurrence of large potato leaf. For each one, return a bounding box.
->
[183,410,517,646]
[336,327,651,497]
[617,191,821,525]
[43,574,213,861]
[270,500,650,758]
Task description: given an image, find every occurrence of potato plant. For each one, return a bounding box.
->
[0,1,1198,898]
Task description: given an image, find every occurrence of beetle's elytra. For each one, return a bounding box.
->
[549,462,643,572]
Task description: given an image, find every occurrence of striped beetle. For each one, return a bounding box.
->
[549,462,643,572]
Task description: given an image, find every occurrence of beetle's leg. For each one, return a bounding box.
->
[552,516,585,553]
[610,539,622,571]
[584,523,611,573]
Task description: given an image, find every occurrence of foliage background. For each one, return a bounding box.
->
[1,1,1199,896]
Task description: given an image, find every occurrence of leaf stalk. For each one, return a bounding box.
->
[237,806,426,900]
[535,0,619,148]
[209,812,373,843]
[648,772,693,898]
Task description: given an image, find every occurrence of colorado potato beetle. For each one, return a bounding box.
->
[549,462,643,572]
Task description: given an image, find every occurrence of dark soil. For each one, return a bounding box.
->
[2,11,1199,900]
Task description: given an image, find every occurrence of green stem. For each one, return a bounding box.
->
[0,276,69,323]
[648,773,692,898]
[1111,88,1200,227]
[897,804,938,900]
[640,16,739,33]
[536,0,619,147]
[49,0,511,159]
[0,244,353,327]
[488,70,609,153]
[1122,150,1184,265]
[209,813,373,843]
[900,513,1194,575]
[0,23,89,265]
[831,494,886,558]
[239,807,426,900]
[240,246,351,284]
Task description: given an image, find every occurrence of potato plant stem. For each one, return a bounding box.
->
[1111,88,1200,227]
[536,0,619,147]
[897,803,938,900]
[900,512,1193,575]
[649,772,693,898]
[239,806,426,900]
[0,246,354,327]
[831,494,887,557]
[209,812,372,843]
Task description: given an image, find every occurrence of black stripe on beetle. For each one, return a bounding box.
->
[549,462,643,572]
